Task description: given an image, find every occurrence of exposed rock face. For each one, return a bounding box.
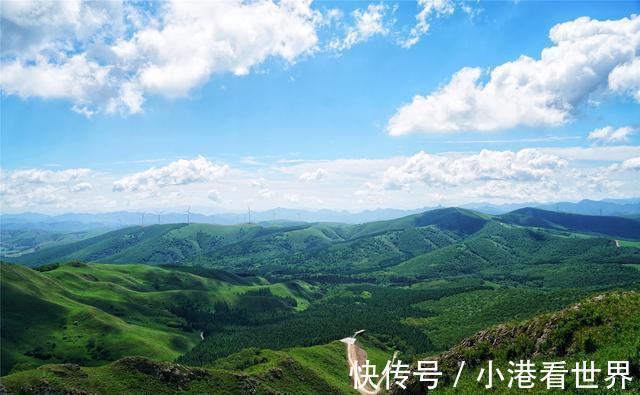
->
[115,356,209,390]
[43,364,88,378]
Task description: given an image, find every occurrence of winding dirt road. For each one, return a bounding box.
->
[342,332,398,395]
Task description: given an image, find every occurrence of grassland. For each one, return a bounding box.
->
[416,291,640,393]
[0,262,313,376]
[0,339,394,394]
[3,292,638,394]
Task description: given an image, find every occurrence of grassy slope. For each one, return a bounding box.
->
[11,208,639,277]
[3,293,638,394]
[386,221,640,285]
[0,228,109,257]
[0,262,311,376]
[0,340,393,394]
[9,211,468,274]
[412,291,640,393]
[498,207,640,239]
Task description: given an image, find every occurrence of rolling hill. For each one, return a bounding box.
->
[0,262,313,376]
[9,207,639,277]
[401,291,640,393]
[2,207,640,393]
[3,292,638,394]
[387,220,640,286]
[497,207,640,239]
[6,209,479,274]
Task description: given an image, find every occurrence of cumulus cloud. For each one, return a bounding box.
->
[464,179,561,201]
[1,167,93,208]
[0,0,125,57]
[3,150,640,211]
[299,168,327,181]
[388,15,640,134]
[1,0,322,114]
[382,149,567,190]
[112,156,228,192]
[620,156,640,171]
[609,57,640,101]
[207,189,221,202]
[399,0,455,48]
[70,182,92,192]
[7,168,91,184]
[588,126,635,145]
[328,3,390,52]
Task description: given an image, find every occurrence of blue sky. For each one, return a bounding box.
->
[1,1,639,213]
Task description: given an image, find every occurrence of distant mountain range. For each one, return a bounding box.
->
[2,199,639,232]
[6,207,640,271]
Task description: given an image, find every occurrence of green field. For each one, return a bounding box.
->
[1,262,313,376]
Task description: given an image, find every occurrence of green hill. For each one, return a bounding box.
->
[498,207,640,239]
[400,291,640,393]
[0,228,108,257]
[0,262,313,376]
[3,292,638,394]
[0,338,393,394]
[386,221,640,288]
[0,345,351,394]
[11,208,639,277]
[8,212,474,275]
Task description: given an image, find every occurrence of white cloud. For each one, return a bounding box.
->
[258,188,275,199]
[588,126,635,145]
[388,15,640,134]
[113,156,228,192]
[3,150,640,212]
[0,54,119,116]
[464,179,561,201]
[299,168,327,181]
[1,0,322,114]
[354,181,384,198]
[0,0,124,57]
[382,149,567,190]
[538,145,640,161]
[284,193,300,202]
[8,168,91,184]
[250,178,267,189]
[609,57,640,101]
[207,189,221,202]
[70,182,92,192]
[620,156,640,171]
[399,0,455,48]
[0,167,94,208]
[328,4,390,52]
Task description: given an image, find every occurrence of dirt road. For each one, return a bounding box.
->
[342,335,398,395]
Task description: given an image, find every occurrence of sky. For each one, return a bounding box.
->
[1,0,639,214]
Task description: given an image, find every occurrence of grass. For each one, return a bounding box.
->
[3,292,638,394]
[0,262,313,375]
[0,341,377,394]
[618,240,640,248]
[430,292,640,393]
[408,287,589,350]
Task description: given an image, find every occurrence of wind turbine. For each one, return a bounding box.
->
[140,213,145,227]
[186,206,191,224]
[154,210,164,224]
[247,205,252,224]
